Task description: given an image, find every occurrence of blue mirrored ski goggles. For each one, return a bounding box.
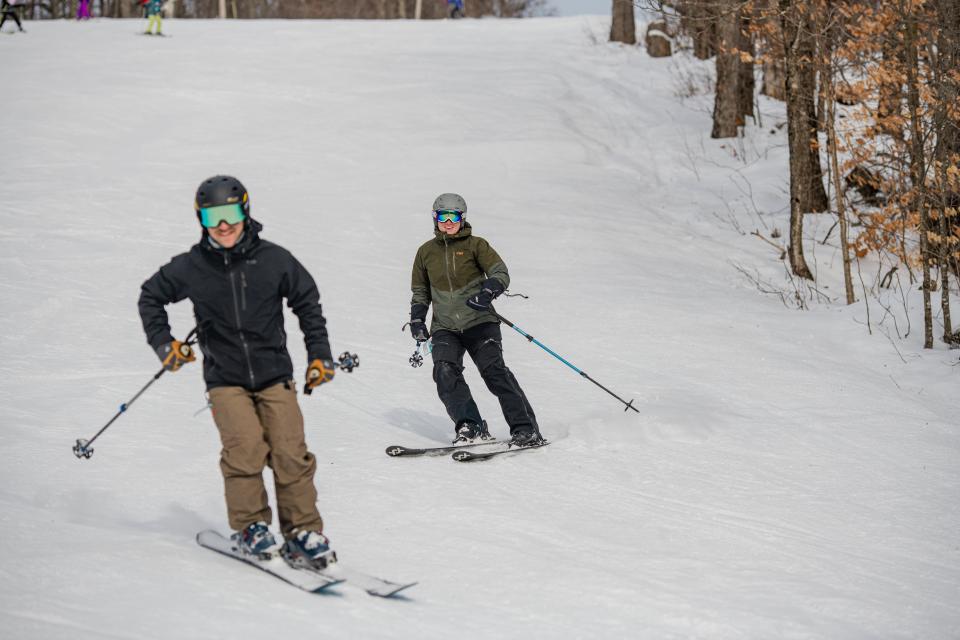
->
[434,210,463,223]
[199,203,246,228]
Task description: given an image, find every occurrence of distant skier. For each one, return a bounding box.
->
[0,0,25,33]
[138,176,338,567]
[446,0,464,19]
[143,0,162,35]
[76,0,91,20]
[408,193,543,446]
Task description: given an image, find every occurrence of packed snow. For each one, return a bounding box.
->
[0,16,957,640]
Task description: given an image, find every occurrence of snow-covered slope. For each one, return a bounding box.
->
[0,17,957,640]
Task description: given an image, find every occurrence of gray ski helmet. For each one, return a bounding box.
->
[432,193,467,214]
[194,175,250,223]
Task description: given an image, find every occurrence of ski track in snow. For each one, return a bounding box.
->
[1,16,958,640]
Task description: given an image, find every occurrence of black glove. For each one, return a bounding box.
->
[409,303,430,341]
[466,278,505,311]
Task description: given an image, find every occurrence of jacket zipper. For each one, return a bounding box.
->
[225,252,256,388]
[443,236,460,323]
[443,236,455,291]
[240,271,248,311]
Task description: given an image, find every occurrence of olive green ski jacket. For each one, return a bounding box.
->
[410,222,509,333]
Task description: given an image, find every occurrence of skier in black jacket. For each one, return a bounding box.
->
[138,175,337,567]
[0,0,25,33]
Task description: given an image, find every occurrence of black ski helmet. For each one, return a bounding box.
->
[194,175,250,225]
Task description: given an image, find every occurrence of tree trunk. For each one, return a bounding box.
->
[762,59,787,101]
[737,9,755,124]
[935,0,959,340]
[904,13,934,348]
[825,59,856,304]
[781,1,828,218]
[798,25,829,212]
[780,0,815,279]
[877,36,905,140]
[609,0,636,45]
[760,19,787,101]
[681,0,715,59]
[712,0,740,138]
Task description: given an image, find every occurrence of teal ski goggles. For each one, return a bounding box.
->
[199,203,246,228]
[434,210,463,223]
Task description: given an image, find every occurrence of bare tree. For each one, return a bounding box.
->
[933,0,959,341]
[819,11,855,304]
[779,0,829,278]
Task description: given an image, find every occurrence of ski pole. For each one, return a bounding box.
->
[407,338,434,368]
[493,312,639,413]
[400,321,431,368]
[409,340,425,368]
[73,327,198,460]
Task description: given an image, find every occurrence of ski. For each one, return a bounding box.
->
[451,441,549,462]
[303,563,417,598]
[385,439,502,458]
[196,530,343,593]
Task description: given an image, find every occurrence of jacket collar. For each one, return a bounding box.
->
[434,220,473,243]
[200,218,263,258]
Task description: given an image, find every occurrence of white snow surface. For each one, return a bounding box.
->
[1,17,958,640]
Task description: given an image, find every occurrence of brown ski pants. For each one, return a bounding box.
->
[208,381,323,537]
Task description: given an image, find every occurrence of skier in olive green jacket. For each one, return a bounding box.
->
[409,193,543,447]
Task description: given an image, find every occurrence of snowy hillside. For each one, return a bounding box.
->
[1,17,957,640]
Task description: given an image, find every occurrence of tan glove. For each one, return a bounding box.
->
[157,340,196,372]
[304,359,335,394]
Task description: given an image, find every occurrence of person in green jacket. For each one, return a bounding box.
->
[143,0,162,35]
[409,193,543,447]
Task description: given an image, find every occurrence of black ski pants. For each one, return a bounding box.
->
[0,8,23,31]
[431,322,539,437]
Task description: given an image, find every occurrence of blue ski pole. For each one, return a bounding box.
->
[494,312,638,413]
[73,327,198,460]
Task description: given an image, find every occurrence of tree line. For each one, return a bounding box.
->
[612,0,959,349]
[18,0,550,19]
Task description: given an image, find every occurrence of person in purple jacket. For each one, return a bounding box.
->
[77,0,91,20]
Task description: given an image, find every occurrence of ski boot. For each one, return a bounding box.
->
[452,420,492,445]
[283,530,337,569]
[232,521,282,558]
[509,429,545,448]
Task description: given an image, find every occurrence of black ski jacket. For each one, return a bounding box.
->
[138,220,332,391]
